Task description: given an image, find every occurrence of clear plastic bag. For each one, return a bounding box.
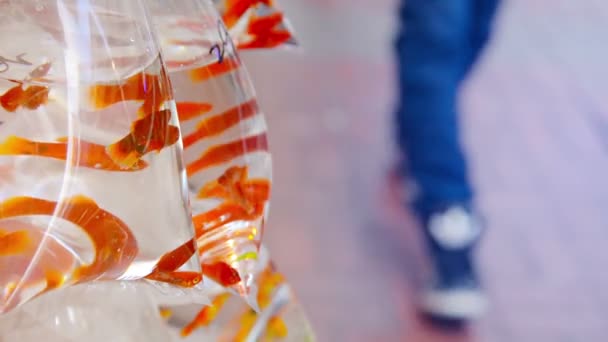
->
[0,0,202,314]
[212,0,298,50]
[148,0,272,305]
[0,249,315,342]
[0,282,178,342]
[164,246,316,341]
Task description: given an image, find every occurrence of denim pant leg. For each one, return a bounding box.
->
[395,0,499,221]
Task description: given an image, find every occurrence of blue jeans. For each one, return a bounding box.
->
[395,0,500,220]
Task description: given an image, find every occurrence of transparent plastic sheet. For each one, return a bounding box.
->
[0,282,178,342]
[212,0,298,50]
[149,0,273,306]
[0,247,315,342]
[0,0,203,314]
[163,246,316,341]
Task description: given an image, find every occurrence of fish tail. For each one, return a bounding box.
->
[106,138,141,169]
[0,136,34,155]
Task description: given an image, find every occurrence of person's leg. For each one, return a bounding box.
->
[395,0,474,221]
[464,0,502,76]
[394,0,500,321]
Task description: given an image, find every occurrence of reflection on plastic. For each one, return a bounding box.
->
[0,248,315,342]
[166,246,317,341]
[0,282,176,342]
[0,0,201,314]
[149,0,272,304]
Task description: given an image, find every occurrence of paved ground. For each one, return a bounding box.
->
[242,0,608,340]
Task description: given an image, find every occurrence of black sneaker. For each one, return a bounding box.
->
[419,206,488,321]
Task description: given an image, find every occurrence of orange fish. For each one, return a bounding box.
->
[0,224,80,313]
[89,69,171,116]
[189,56,241,83]
[233,311,258,342]
[145,271,201,288]
[106,109,180,168]
[197,165,270,213]
[247,11,283,35]
[0,195,138,284]
[219,0,295,50]
[230,265,288,341]
[222,0,273,28]
[180,293,231,337]
[0,61,52,112]
[192,202,265,237]
[0,135,148,171]
[145,239,202,288]
[186,133,268,176]
[39,269,65,294]
[201,261,241,287]
[0,84,49,112]
[240,28,291,50]
[234,315,287,342]
[239,12,291,49]
[257,264,286,308]
[266,317,289,339]
[237,265,288,341]
[176,101,213,122]
[199,178,270,205]
[182,99,258,148]
[159,308,173,320]
[21,85,50,110]
[0,230,31,256]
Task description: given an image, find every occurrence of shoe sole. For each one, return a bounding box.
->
[420,289,488,321]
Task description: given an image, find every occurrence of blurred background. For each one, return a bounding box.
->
[241,0,608,341]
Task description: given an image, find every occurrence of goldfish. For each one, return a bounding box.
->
[256,263,286,308]
[0,84,49,112]
[186,133,268,176]
[191,166,269,287]
[221,0,273,28]
[0,135,148,171]
[89,67,178,167]
[266,316,289,339]
[184,262,290,339]
[159,308,174,320]
[0,62,53,112]
[233,311,258,342]
[188,56,241,83]
[239,12,292,49]
[89,68,171,117]
[0,196,138,312]
[192,203,265,238]
[201,261,241,287]
[0,195,139,282]
[198,165,270,201]
[0,230,31,256]
[234,315,287,342]
[232,265,288,341]
[180,293,231,337]
[145,239,202,288]
[182,99,258,149]
[197,165,270,212]
[0,223,78,313]
[214,0,296,50]
[176,101,213,122]
[40,269,65,293]
[106,109,180,168]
